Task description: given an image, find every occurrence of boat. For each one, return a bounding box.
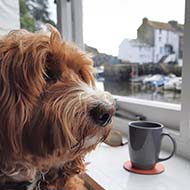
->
[143,74,170,88]
[164,76,182,91]
[130,76,147,84]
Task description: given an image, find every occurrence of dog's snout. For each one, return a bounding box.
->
[90,103,115,127]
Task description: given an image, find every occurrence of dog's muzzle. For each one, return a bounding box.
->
[90,103,115,127]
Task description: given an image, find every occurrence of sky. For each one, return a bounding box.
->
[49,0,185,56]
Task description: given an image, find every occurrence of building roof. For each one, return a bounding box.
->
[149,21,173,30]
[142,18,184,33]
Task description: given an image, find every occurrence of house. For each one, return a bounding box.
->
[118,39,153,64]
[119,18,184,64]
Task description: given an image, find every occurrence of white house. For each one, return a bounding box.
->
[118,39,153,64]
[119,18,184,64]
[0,0,20,35]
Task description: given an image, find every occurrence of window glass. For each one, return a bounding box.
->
[83,0,185,104]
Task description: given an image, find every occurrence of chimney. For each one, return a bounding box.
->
[143,17,148,24]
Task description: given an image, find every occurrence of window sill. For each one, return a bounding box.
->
[114,95,181,110]
[86,144,190,190]
[114,95,181,131]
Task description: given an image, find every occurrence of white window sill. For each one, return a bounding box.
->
[114,96,181,131]
[86,144,190,190]
[114,95,181,110]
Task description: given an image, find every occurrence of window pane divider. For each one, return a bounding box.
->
[180,0,190,140]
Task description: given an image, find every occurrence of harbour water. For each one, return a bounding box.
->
[96,80,181,104]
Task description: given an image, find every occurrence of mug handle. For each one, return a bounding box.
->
[158,132,176,162]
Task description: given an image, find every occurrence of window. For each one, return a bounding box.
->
[160,47,163,54]
[83,0,184,105]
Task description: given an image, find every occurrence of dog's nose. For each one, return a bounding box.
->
[90,103,115,127]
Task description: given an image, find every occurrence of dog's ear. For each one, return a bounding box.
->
[44,24,64,82]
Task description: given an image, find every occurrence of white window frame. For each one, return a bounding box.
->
[56,0,190,160]
[178,0,190,159]
[56,0,84,49]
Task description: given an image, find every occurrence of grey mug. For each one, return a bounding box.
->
[128,121,176,170]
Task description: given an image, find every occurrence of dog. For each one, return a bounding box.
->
[0,25,115,190]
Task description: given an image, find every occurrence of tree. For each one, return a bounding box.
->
[19,0,35,31]
[28,0,50,22]
[19,0,56,31]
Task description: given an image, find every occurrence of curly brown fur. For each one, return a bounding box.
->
[0,25,114,190]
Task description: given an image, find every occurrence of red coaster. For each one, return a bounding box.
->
[123,161,165,175]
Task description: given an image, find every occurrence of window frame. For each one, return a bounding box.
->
[56,0,190,160]
[179,0,190,144]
